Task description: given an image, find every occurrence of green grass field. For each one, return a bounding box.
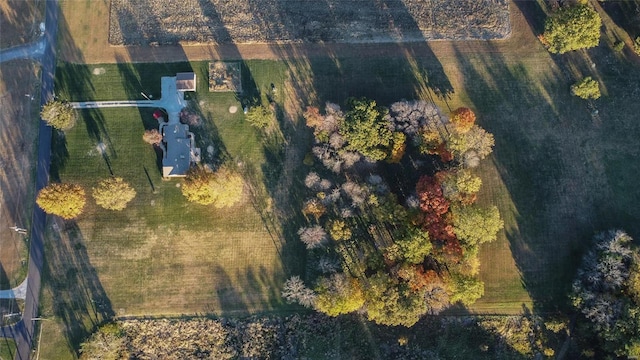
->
[0,338,16,360]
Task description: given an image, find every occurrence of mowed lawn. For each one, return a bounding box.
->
[51,61,297,316]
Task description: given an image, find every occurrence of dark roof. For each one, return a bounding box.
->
[162,124,191,177]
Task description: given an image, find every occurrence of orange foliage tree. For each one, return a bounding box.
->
[450,107,476,133]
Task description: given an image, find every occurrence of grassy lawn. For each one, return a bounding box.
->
[0,338,16,360]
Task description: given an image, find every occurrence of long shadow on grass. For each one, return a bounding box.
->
[448,38,615,313]
[43,220,114,356]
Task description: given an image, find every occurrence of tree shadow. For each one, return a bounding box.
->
[42,220,114,356]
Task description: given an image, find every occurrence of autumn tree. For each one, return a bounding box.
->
[142,129,163,145]
[386,227,432,264]
[298,225,328,249]
[450,107,476,133]
[92,177,136,211]
[328,220,352,241]
[452,205,503,246]
[181,166,244,207]
[314,273,365,316]
[36,183,86,219]
[543,4,601,54]
[339,98,393,161]
[41,100,76,130]
[448,273,485,306]
[446,125,495,161]
[79,322,125,360]
[363,272,428,327]
[245,105,273,129]
[387,132,406,163]
[282,276,316,308]
[437,170,482,203]
[571,230,640,357]
[571,76,601,100]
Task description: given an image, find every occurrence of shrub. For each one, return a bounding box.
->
[543,4,601,54]
[245,105,273,129]
[41,100,76,130]
[92,177,136,211]
[634,36,640,55]
[571,76,601,100]
[142,129,162,145]
[613,41,625,53]
[36,183,86,219]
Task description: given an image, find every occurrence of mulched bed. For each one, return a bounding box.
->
[109,0,510,45]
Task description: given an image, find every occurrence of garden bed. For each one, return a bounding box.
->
[109,0,510,45]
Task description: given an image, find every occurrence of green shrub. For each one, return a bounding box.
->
[245,105,273,129]
[571,77,601,100]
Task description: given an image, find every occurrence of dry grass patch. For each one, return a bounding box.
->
[0,0,42,48]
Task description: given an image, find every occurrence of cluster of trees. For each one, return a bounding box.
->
[571,230,640,358]
[180,166,244,208]
[284,99,502,327]
[36,177,137,219]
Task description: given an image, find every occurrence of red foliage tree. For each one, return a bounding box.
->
[450,107,476,133]
[416,176,450,216]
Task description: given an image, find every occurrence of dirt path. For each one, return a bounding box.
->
[61,1,542,64]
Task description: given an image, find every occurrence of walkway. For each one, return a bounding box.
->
[0,38,45,63]
[0,278,28,300]
[71,76,187,124]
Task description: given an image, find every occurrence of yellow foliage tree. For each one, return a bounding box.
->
[181,166,244,208]
[328,220,352,241]
[92,177,136,211]
[36,183,86,219]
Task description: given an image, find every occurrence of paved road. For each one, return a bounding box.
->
[0,38,45,63]
[0,1,58,359]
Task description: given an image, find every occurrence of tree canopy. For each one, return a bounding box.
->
[571,76,601,100]
[36,183,86,219]
[543,4,602,54]
[41,100,76,130]
[339,98,394,161]
[181,166,244,208]
[92,177,137,211]
[571,230,640,358]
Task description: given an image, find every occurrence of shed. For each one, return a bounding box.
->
[176,72,196,92]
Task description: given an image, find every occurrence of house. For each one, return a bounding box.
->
[160,123,198,178]
[176,72,196,92]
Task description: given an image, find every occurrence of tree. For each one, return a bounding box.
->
[245,105,273,129]
[181,166,244,207]
[450,107,476,133]
[41,100,76,130]
[437,170,482,203]
[571,230,640,357]
[314,273,365,316]
[446,125,495,161]
[452,205,503,246]
[386,228,432,264]
[543,4,601,54]
[80,322,125,360]
[387,132,406,163]
[571,77,601,100]
[142,129,163,145]
[339,98,393,161]
[416,176,449,216]
[36,183,86,219]
[281,276,316,308]
[448,273,485,306]
[363,271,428,327]
[328,220,351,241]
[298,225,328,249]
[92,177,136,211]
